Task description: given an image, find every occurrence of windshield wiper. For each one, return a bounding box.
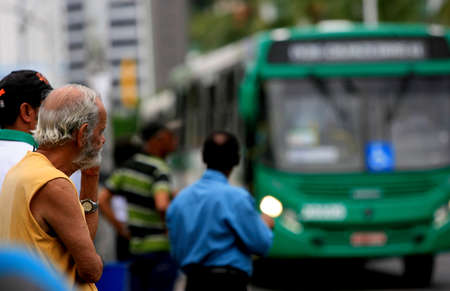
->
[385,74,413,125]
[310,76,349,125]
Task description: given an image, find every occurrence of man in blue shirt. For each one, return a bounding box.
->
[166,131,274,291]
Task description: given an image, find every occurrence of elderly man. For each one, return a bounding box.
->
[0,84,106,291]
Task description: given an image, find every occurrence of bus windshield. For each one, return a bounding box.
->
[264,76,450,172]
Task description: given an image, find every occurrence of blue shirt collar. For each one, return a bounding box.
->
[202,169,228,184]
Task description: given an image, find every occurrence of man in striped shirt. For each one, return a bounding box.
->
[99,122,178,291]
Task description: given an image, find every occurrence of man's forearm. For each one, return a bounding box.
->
[98,188,130,239]
[100,200,125,234]
[80,168,100,240]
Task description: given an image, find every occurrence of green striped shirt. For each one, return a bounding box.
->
[106,153,171,254]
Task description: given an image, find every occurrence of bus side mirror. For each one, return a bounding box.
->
[239,75,259,125]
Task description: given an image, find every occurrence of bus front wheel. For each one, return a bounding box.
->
[402,254,435,287]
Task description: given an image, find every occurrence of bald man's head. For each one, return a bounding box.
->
[33,84,102,147]
[202,131,240,173]
[42,85,93,111]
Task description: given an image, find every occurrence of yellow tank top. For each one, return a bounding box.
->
[0,151,97,291]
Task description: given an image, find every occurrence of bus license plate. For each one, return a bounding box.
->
[350,232,387,246]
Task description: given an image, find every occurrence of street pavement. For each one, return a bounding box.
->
[249,253,450,291]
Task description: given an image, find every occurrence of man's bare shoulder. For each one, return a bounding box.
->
[38,177,77,200]
[31,177,82,236]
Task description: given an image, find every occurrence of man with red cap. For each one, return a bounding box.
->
[0,70,53,188]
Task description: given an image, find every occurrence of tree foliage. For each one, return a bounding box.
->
[190,0,450,52]
[435,0,450,26]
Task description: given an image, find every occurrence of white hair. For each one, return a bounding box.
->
[33,84,100,146]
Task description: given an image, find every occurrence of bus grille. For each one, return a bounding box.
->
[298,173,437,198]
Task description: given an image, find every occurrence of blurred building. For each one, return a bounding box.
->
[65,0,188,110]
[150,1,188,93]
[65,0,88,84]
[108,0,188,109]
[0,0,67,85]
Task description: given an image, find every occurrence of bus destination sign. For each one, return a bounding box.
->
[268,37,450,64]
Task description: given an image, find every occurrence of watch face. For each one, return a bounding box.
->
[83,201,93,212]
[81,199,98,214]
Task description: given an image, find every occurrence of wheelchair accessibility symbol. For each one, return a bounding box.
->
[365,141,394,172]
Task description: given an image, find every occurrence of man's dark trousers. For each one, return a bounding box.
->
[185,265,249,291]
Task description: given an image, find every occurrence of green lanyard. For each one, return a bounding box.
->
[0,129,38,150]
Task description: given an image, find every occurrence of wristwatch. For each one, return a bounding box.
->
[80,199,98,214]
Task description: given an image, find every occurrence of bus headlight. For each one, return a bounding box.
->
[282,209,303,234]
[433,202,450,228]
[260,195,283,218]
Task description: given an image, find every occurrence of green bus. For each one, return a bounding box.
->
[239,22,450,285]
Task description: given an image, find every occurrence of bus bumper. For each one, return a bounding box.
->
[268,215,450,258]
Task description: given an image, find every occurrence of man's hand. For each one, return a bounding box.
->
[82,166,100,177]
[118,222,131,240]
[260,213,275,229]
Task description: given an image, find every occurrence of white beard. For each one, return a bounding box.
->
[74,136,103,170]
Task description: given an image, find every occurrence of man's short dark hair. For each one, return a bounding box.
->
[0,70,53,127]
[140,122,167,142]
[202,131,240,172]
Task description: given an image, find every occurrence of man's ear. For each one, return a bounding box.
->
[19,103,35,123]
[76,123,89,148]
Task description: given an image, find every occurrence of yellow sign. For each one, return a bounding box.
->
[120,59,138,109]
